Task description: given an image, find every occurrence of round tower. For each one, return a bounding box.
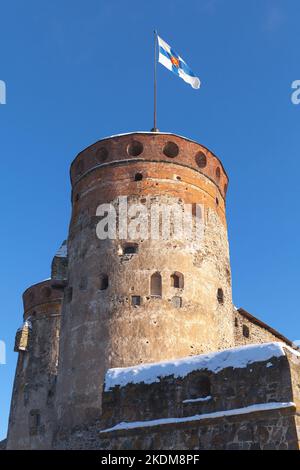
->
[6,280,64,449]
[55,132,235,433]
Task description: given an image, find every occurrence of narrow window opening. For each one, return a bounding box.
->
[217,288,224,304]
[150,272,162,297]
[171,272,184,289]
[100,274,109,290]
[29,410,41,436]
[243,324,250,338]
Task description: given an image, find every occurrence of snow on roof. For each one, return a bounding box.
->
[54,241,67,258]
[104,342,293,391]
[100,401,295,433]
[17,319,32,331]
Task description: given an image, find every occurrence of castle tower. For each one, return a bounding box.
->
[6,246,67,449]
[55,132,235,433]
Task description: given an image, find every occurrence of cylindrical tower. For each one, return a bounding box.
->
[55,132,235,433]
[6,280,64,449]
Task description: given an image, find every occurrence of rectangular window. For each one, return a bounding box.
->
[132,295,141,306]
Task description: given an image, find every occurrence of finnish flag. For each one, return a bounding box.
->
[157,35,201,89]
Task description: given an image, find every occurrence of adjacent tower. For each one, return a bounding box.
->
[6,245,67,449]
[55,132,235,434]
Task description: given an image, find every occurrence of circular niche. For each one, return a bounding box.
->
[41,286,52,298]
[163,141,179,158]
[96,146,109,163]
[127,141,144,157]
[195,151,207,168]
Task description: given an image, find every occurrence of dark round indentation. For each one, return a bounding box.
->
[42,286,51,298]
[134,173,143,181]
[163,141,179,158]
[224,183,228,194]
[127,140,144,157]
[95,146,108,163]
[216,167,221,180]
[195,151,207,168]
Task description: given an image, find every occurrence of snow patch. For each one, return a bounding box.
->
[104,342,287,391]
[182,395,212,404]
[100,402,295,433]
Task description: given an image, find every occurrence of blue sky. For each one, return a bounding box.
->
[1,0,300,440]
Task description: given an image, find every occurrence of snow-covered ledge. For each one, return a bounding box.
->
[100,402,296,433]
[104,342,300,392]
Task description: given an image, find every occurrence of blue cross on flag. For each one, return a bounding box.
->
[157,35,201,89]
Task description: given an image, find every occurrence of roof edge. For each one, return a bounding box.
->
[237,307,297,349]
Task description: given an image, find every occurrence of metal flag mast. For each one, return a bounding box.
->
[151,30,159,132]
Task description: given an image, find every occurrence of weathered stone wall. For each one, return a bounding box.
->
[97,408,298,450]
[6,280,64,450]
[102,354,294,429]
[54,345,300,450]
[54,133,235,435]
[234,308,289,347]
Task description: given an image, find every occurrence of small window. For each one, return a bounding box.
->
[217,288,224,304]
[171,272,184,289]
[29,410,40,436]
[235,317,238,327]
[150,272,162,297]
[134,173,143,181]
[123,243,138,255]
[100,274,109,290]
[216,167,221,180]
[132,295,141,306]
[243,324,250,338]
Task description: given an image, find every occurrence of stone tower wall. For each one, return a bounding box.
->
[55,133,235,433]
[6,280,64,449]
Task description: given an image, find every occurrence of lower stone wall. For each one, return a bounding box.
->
[55,407,298,450]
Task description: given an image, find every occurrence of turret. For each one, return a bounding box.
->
[6,243,67,449]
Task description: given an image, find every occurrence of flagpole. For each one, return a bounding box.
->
[152,30,159,132]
